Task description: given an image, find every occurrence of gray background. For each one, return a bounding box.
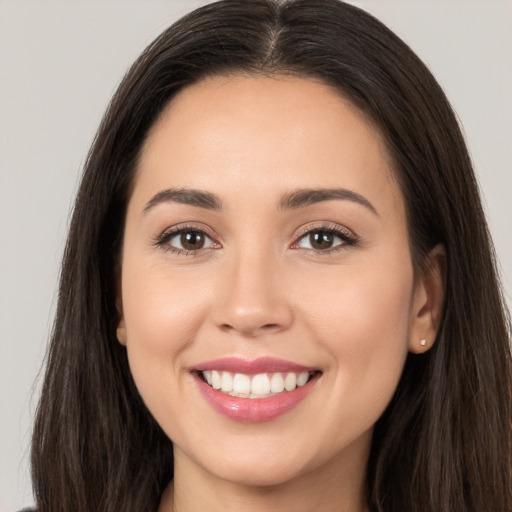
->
[1,1,511,509]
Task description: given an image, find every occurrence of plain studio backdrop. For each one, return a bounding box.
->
[0,1,511,509]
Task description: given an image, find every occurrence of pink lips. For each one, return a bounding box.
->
[192,357,320,423]
[195,356,315,374]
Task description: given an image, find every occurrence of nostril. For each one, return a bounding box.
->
[218,322,283,337]
[261,323,281,332]
[213,299,294,336]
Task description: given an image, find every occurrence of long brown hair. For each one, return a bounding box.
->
[31,1,512,511]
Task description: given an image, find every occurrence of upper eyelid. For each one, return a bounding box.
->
[158,223,219,241]
[293,222,356,240]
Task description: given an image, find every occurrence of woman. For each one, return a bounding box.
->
[28,0,511,511]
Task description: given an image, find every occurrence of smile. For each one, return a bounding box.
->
[199,370,314,398]
[192,357,321,422]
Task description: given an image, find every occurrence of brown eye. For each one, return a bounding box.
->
[180,231,205,250]
[295,227,354,252]
[160,228,216,253]
[309,231,334,250]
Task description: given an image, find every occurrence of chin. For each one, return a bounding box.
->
[206,456,312,488]
[185,434,338,489]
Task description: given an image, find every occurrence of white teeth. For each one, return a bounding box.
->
[251,373,270,395]
[270,372,285,393]
[221,372,233,392]
[201,370,314,397]
[233,373,251,394]
[211,370,221,390]
[297,372,309,387]
[284,372,297,391]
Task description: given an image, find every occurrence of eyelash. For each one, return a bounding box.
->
[153,223,358,256]
[291,223,358,254]
[153,224,218,256]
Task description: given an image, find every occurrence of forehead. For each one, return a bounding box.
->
[133,73,403,219]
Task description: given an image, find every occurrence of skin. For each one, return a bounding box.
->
[116,74,444,512]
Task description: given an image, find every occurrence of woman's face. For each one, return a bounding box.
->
[117,75,433,487]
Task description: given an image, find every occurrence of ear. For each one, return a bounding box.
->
[117,316,127,346]
[115,275,127,346]
[408,244,446,354]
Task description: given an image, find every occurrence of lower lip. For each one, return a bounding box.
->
[194,373,320,423]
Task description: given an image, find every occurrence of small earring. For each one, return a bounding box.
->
[420,338,427,347]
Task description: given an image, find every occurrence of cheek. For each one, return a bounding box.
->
[120,257,212,407]
[295,253,414,413]
[121,237,214,338]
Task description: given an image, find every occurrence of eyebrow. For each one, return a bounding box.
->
[143,186,378,216]
[143,188,222,213]
[279,188,379,216]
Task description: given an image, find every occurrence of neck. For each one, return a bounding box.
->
[158,437,371,512]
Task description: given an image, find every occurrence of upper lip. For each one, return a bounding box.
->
[192,356,316,375]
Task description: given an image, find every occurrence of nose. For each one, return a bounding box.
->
[212,249,293,337]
